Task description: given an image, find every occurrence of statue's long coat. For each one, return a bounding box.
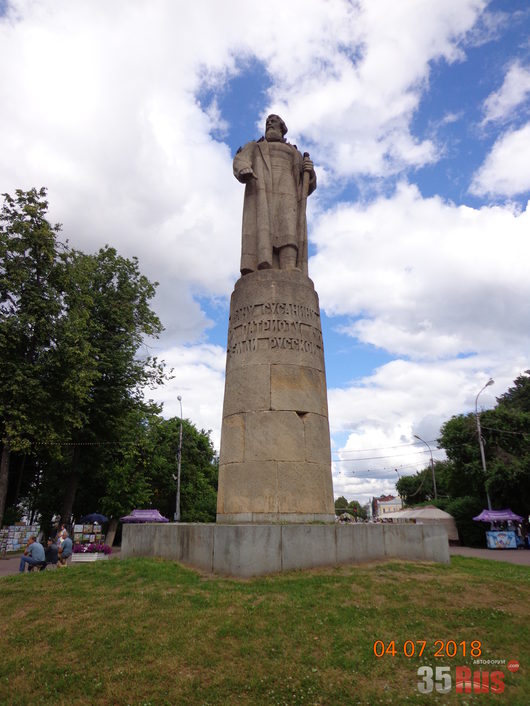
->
[233,139,316,274]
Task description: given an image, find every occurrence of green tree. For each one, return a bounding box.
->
[0,188,167,529]
[438,413,492,503]
[347,500,367,519]
[438,372,530,516]
[0,188,65,527]
[334,496,348,512]
[55,245,165,524]
[396,461,452,506]
[147,416,218,522]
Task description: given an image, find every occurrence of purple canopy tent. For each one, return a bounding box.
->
[473,509,524,523]
[473,508,524,549]
[120,509,169,523]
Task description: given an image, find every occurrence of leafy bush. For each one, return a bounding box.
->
[445,496,486,547]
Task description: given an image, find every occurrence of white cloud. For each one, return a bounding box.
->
[308,182,530,502]
[311,182,530,359]
[329,356,525,503]
[148,343,227,450]
[470,123,530,197]
[0,0,490,350]
[2,0,522,510]
[265,0,486,177]
[481,61,530,125]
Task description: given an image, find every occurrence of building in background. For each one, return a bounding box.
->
[372,495,403,519]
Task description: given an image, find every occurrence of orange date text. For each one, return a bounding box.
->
[373,640,482,659]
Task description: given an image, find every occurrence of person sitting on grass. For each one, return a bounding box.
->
[19,536,46,573]
[57,532,73,567]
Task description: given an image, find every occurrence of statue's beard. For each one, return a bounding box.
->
[265,127,284,142]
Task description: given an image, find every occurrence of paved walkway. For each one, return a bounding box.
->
[0,549,121,578]
[449,545,530,566]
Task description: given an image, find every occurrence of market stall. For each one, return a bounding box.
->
[383,505,459,543]
[473,508,524,549]
[120,509,169,523]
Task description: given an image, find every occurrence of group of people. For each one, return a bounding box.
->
[18,526,73,573]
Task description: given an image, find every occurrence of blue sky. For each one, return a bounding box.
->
[1,0,529,505]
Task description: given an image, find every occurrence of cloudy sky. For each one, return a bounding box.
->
[1,0,529,505]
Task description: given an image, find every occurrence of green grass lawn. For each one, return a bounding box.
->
[0,556,528,705]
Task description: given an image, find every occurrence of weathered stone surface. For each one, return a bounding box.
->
[245,411,304,462]
[217,460,279,515]
[217,242,333,523]
[225,270,325,374]
[270,364,327,415]
[217,512,335,523]
[282,525,337,570]
[213,524,282,576]
[121,523,450,576]
[277,461,334,514]
[383,523,425,560]
[223,365,270,415]
[420,525,450,563]
[219,414,245,464]
[336,523,385,563]
[302,413,332,463]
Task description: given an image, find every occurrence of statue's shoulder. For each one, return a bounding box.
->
[235,139,260,155]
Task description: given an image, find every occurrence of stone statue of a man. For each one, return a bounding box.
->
[233,114,316,276]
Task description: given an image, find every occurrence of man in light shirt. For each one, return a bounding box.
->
[19,536,45,572]
[58,532,73,567]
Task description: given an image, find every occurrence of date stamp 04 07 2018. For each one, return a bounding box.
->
[373,641,520,696]
[373,640,483,659]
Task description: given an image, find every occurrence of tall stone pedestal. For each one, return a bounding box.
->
[217,269,335,523]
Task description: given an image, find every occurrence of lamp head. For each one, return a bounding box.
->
[486,378,494,387]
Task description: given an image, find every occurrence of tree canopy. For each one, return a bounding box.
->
[397,371,530,545]
[0,188,217,535]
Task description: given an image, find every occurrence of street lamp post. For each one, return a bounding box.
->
[175,395,183,522]
[394,468,402,503]
[475,379,494,511]
[413,434,437,500]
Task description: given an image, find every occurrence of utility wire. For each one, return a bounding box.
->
[333,449,437,462]
[332,439,439,455]
[480,425,530,437]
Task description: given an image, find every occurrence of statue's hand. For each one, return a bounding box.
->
[302,157,314,173]
[238,167,257,183]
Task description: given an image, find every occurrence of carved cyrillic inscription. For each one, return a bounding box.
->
[228,300,323,358]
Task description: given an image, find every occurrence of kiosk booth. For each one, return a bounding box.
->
[473,508,524,549]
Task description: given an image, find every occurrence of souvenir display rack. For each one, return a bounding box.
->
[0,524,40,555]
[73,523,105,545]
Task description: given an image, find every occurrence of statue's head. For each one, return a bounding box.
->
[265,114,287,142]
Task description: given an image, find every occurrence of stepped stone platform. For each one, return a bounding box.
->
[121,522,450,578]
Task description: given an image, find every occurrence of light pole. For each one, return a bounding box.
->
[475,379,494,511]
[413,434,437,500]
[175,395,183,522]
[394,469,402,504]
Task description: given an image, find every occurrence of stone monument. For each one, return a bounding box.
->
[217,114,335,523]
[121,115,451,573]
